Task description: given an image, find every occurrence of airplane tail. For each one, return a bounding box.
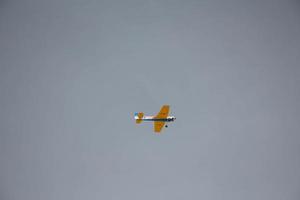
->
[134,112,144,124]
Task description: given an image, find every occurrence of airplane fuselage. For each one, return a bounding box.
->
[135,116,176,122]
[135,115,176,122]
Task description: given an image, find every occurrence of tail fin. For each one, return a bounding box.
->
[134,112,144,124]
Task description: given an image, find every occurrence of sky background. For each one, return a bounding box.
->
[1,0,300,199]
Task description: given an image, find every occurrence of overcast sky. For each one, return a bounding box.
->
[1,0,300,200]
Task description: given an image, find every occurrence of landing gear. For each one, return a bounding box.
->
[165,124,168,128]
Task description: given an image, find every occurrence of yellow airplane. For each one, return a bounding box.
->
[134,105,176,133]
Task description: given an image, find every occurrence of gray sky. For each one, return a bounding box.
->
[1,0,300,199]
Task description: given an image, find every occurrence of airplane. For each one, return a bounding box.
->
[134,105,176,133]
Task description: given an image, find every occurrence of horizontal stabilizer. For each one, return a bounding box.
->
[136,119,143,124]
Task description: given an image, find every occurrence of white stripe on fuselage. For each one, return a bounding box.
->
[143,116,154,120]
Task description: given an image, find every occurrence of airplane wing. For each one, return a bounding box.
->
[154,121,165,133]
[155,105,169,119]
[153,105,170,133]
